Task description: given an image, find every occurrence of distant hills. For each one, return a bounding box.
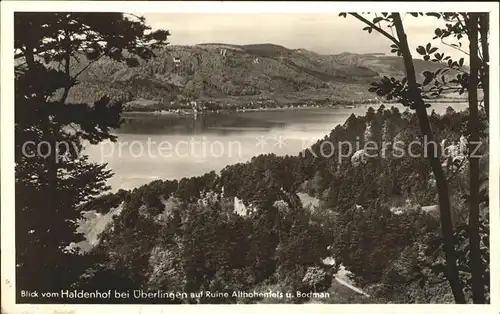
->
[67,43,454,108]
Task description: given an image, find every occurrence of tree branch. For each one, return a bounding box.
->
[392,12,466,303]
[457,14,469,37]
[72,54,104,80]
[441,38,470,56]
[479,13,489,117]
[60,27,72,104]
[348,13,400,46]
[428,278,449,285]
[446,155,468,182]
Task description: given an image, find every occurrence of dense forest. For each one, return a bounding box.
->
[63,106,489,303]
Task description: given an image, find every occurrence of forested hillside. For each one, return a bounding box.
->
[69,106,489,304]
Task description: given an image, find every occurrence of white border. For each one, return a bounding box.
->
[0,1,498,13]
[1,2,499,314]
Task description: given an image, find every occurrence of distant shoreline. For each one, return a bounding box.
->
[123,98,468,116]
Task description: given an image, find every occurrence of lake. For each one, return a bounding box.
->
[85,103,467,191]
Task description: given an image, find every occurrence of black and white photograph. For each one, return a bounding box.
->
[1,1,499,311]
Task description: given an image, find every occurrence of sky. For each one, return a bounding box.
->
[141,13,468,59]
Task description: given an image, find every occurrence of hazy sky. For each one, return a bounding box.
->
[142,13,467,58]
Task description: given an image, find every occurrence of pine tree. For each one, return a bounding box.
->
[14,12,169,297]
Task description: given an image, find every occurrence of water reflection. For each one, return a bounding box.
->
[87,103,467,191]
[116,112,286,135]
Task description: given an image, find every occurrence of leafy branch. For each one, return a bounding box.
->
[339,13,400,46]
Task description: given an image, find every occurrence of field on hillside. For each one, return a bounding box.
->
[65,44,458,110]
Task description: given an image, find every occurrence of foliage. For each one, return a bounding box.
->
[339,11,489,303]
[14,12,169,299]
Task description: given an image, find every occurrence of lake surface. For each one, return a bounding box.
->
[85,103,467,191]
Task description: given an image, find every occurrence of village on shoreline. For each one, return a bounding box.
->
[123,94,468,116]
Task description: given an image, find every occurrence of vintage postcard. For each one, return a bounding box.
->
[1,1,499,313]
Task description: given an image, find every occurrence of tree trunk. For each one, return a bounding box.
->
[23,44,60,259]
[466,13,486,304]
[392,13,466,304]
